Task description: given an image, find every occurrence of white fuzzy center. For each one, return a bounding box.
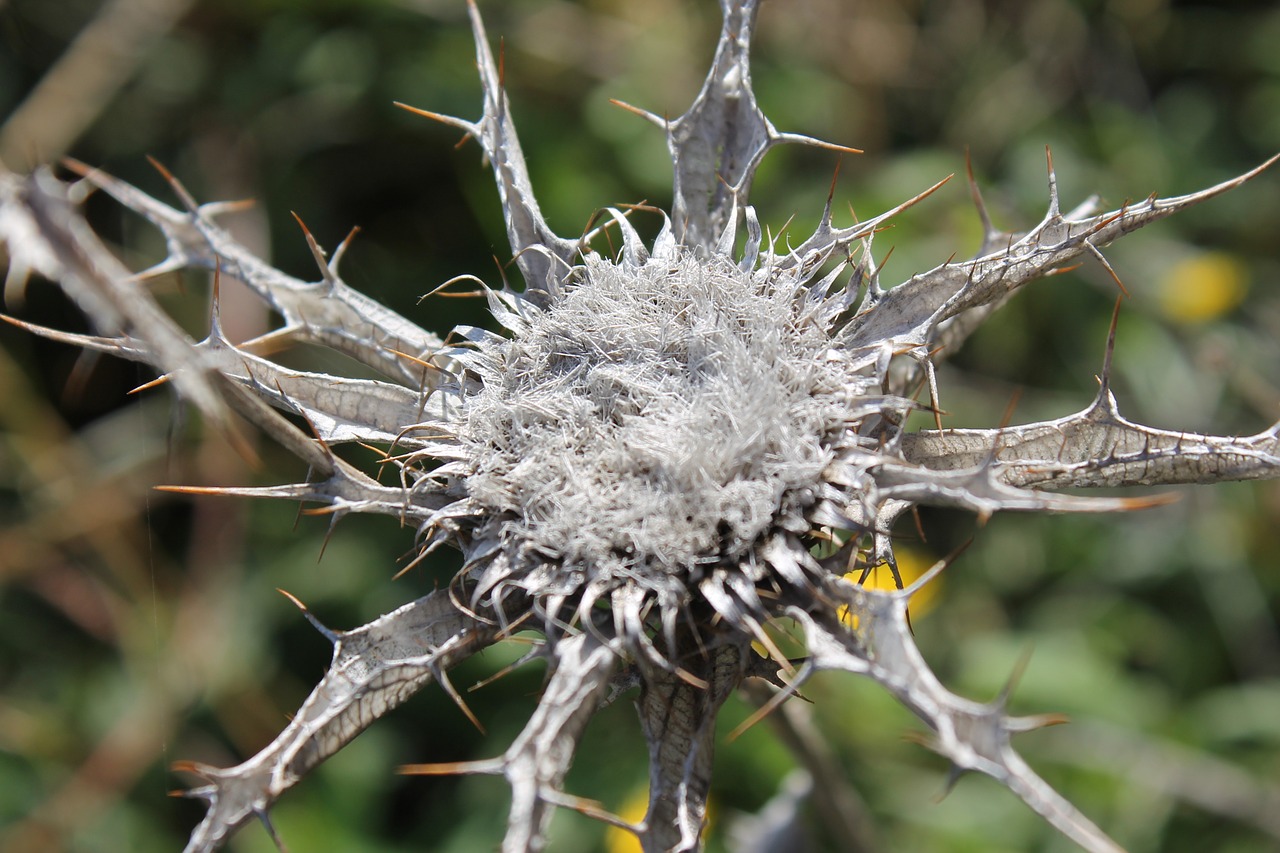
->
[461,254,847,573]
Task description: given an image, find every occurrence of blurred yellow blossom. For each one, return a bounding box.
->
[605,786,648,853]
[606,785,716,853]
[1155,252,1247,323]
[840,546,940,630]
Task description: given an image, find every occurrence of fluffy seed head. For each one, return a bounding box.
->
[459,250,851,581]
[2,2,1275,851]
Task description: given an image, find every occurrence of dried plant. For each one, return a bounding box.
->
[1,1,1277,851]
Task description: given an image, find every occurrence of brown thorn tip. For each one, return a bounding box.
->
[674,667,711,690]
[1119,492,1181,510]
[128,374,173,395]
[154,484,232,495]
[998,387,1023,430]
[388,347,432,369]
[289,210,314,238]
[1031,712,1071,729]
[904,537,971,598]
[61,156,91,175]
[609,98,642,114]
[756,629,797,678]
[1000,644,1036,704]
[276,588,308,612]
[399,762,461,776]
[608,98,664,125]
[398,758,499,776]
[817,140,863,155]
[145,154,176,182]
[1100,296,1123,392]
[393,100,423,114]
[393,101,455,125]
[728,682,799,743]
[826,156,842,206]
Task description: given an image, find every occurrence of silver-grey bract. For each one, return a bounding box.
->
[1,1,1277,852]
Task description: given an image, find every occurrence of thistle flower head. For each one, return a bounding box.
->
[1,1,1277,852]
[460,250,842,574]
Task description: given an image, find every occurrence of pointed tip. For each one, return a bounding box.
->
[819,156,843,225]
[286,212,341,287]
[317,513,341,562]
[775,130,863,157]
[728,674,804,743]
[207,261,228,342]
[1029,712,1071,729]
[997,386,1024,431]
[275,586,307,611]
[144,153,174,182]
[438,667,487,733]
[154,481,320,501]
[331,225,361,269]
[128,373,173,395]
[1098,295,1123,396]
[169,759,200,775]
[199,197,258,219]
[132,257,186,283]
[608,97,666,129]
[1115,491,1182,511]
[299,505,342,517]
[1081,242,1130,298]
[996,644,1036,706]
[550,792,630,828]
[497,35,507,90]
[1044,145,1061,218]
[902,538,970,600]
[398,756,504,777]
[146,154,200,212]
[277,587,341,643]
[393,101,445,123]
[170,759,219,779]
[673,666,711,691]
[154,483,230,495]
[937,763,966,802]
[289,209,311,237]
[252,806,287,853]
[60,155,92,177]
[964,146,998,240]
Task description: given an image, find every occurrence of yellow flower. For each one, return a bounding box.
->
[606,786,716,853]
[1156,252,1247,323]
[840,546,940,630]
[605,787,649,853]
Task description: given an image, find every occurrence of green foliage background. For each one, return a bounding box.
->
[1,1,1278,851]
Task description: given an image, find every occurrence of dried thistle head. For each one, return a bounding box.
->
[1,1,1277,852]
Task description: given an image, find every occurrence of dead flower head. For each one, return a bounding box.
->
[1,1,1277,852]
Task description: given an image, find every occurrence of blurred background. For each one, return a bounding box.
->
[1,0,1279,850]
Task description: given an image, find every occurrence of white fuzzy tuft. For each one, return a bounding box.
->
[460,252,847,575]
